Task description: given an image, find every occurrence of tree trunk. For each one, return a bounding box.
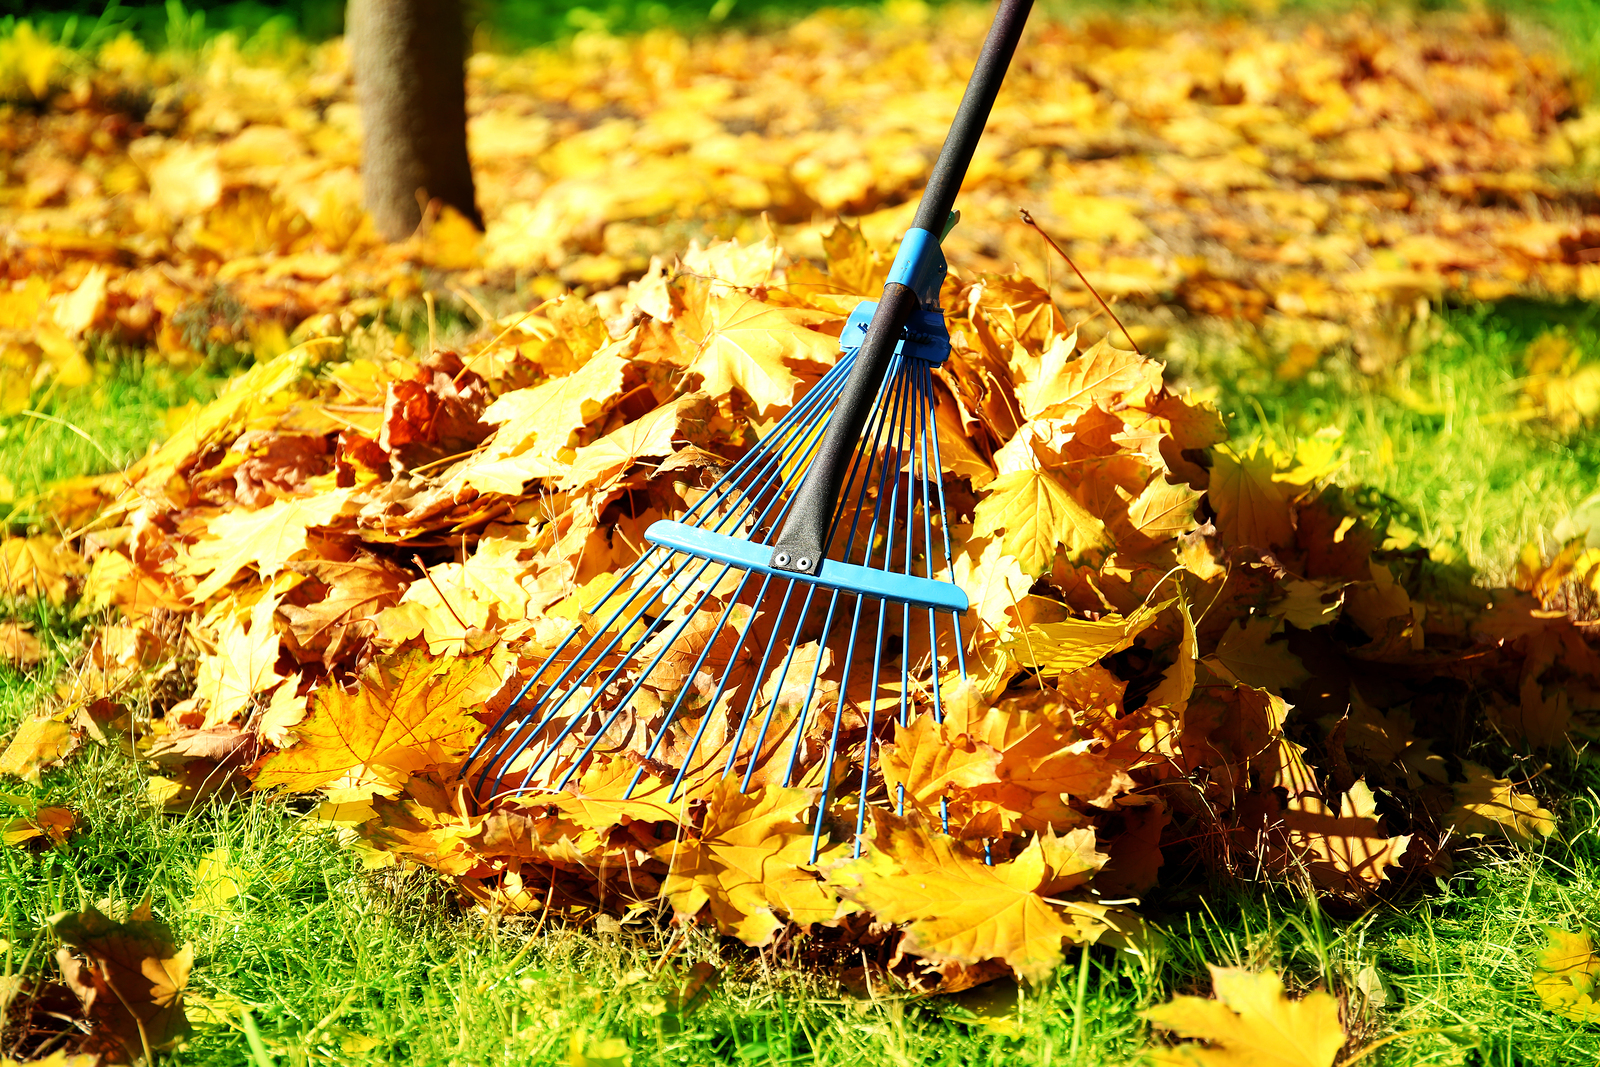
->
[348,0,483,242]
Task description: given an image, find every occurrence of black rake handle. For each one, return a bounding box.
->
[769,0,1034,576]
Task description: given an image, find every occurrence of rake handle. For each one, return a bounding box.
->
[770,0,1033,575]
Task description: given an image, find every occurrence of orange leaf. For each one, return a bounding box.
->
[253,645,505,792]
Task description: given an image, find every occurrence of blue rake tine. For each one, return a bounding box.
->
[469,351,854,793]
[746,350,912,791]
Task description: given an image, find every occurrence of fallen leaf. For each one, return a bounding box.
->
[1532,927,1600,1024]
[1142,966,1346,1067]
[254,645,505,792]
[53,903,193,1063]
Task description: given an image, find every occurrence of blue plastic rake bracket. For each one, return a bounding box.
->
[645,520,970,615]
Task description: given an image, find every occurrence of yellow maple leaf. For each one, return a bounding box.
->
[1142,966,1346,1067]
[832,817,1100,982]
[376,537,534,655]
[1002,597,1173,676]
[1446,762,1556,843]
[191,592,284,728]
[1209,445,1295,550]
[972,467,1110,578]
[558,393,703,490]
[1281,779,1410,895]
[179,488,354,604]
[0,714,80,783]
[1,534,84,605]
[680,291,835,414]
[1532,927,1600,1023]
[1018,336,1162,422]
[951,538,1030,634]
[1121,478,1204,541]
[465,338,634,489]
[253,646,505,793]
[189,846,247,914]
[879,714,1004,812]
[656,779,840,946]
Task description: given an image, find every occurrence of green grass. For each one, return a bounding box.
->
[1,355,223,535]
[5,675,1600,1064]
[1166,300,1600,581]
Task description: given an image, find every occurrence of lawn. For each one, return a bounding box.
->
[5,1,1600,1065]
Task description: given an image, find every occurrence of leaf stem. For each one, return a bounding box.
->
[1017,208,1142,357]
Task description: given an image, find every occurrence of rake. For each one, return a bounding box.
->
[466,0,1034,857]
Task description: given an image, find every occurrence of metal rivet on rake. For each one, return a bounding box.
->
[775,552,791,567]
[796,557,812,571]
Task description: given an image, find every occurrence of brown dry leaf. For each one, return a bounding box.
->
[53,903,193,1064]
[0,620,43,666]
[253,645,505,792]
[1532,927,1600,1024]
[1142,966,1346,1067]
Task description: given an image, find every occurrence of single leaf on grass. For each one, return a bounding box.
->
[832,817,1105,982]
[1142,966,1346,1067]
[1205,617,1309,696]
[2,805,76,847]
[53,903,193,1063]
[253,645,505,792]
[0,620,42,666]
[1001,597,1173,676]
[179,488,354,603]
[0,714,80,783]
[189,847,247,914]
[972,467,1110,578]
[1446,762,1556,843]
[1532,927,1600,1023]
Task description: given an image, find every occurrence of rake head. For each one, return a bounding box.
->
[464,269,970,856]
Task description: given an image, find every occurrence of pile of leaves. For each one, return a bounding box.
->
[5,225,1595,993]
[3,3,1600,411]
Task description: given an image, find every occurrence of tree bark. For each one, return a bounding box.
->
[348,0,483,242]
